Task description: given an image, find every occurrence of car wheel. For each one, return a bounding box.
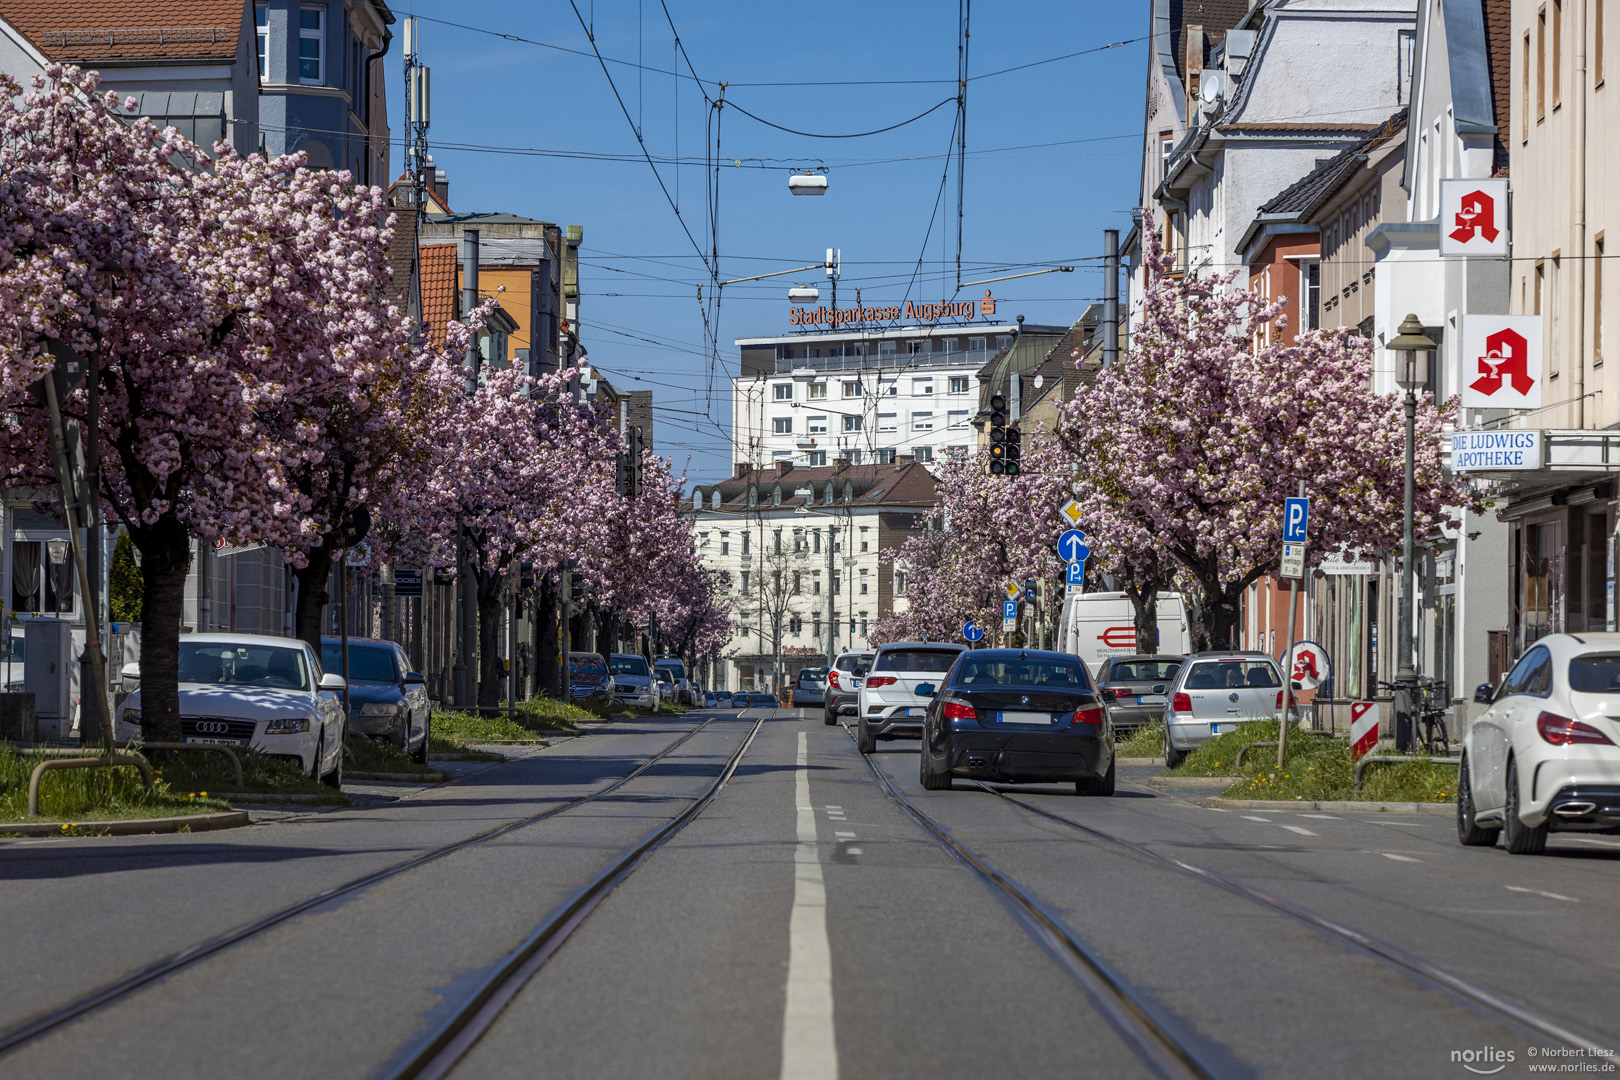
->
[411,713,430,766]
[1163,729,1187,769]
[856,718,876,755]
[823,703,838,726]
[1502,756,1547,855]
[310,732,325,779]
[1456,755,1496,847]
[919,742,952,790]
[1077,760,1116,797]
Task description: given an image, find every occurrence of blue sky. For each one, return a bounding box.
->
[387,1,1146,482]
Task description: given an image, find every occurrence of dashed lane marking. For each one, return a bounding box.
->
[834,831,857,839]
[1300,814,1341,819]
[1279,825,1318,836]
[1380,853,1421,863]
[782,731,839,1080]
[1241,815,1272,823]
[1505,885,1579,903]
[1565,836,1620,849]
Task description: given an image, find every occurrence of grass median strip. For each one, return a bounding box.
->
[1162,720,1457,804]
[0,743,237,822]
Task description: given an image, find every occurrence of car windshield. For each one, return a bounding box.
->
[874,648,960,673]
[610,655,650,676]
[321,644,396,683]
[179,642,310,690]
[1183,659,1279,690]
[656,660,687,678]
[1108,660,1181,682]
[1569,655,1620,692]
[799,670,826,685]
[956,656,1091,689]
[837,655,872,674]
[569,655,607,676]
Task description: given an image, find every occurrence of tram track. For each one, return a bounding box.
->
[0,712,742,1059]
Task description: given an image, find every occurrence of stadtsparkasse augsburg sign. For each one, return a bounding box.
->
[1449,430,1542,471]
[790,292,999,328]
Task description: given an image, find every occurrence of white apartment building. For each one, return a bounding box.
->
[687,459,936,693]
[731,323,1063,470]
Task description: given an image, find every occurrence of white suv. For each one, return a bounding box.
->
[856,641,966,754]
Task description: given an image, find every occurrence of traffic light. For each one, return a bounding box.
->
[519,561,535,591]
[1004,425,1022,476]
[570,572,586,604]
[987,393,1008,475]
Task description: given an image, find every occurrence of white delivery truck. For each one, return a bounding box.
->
[1057,590,1191,676]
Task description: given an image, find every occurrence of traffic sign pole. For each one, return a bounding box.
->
[1278,480,1306,769]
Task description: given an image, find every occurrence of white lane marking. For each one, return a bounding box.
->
[1506,885,1579,903]
[782,731,838,1080]
[825,805,843,811]
[834,831,857,839]
[1381,853,1421,863]
[845,847,863,856]
[1279,825,1317,836]
[1242,815,1272,823]
[1300,814,1340,819]
[1566,836,1620,849]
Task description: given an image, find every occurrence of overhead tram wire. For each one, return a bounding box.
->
[724,96,957,139]
[955,0,969,292]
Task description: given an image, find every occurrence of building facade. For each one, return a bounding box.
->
[688,459,936,692]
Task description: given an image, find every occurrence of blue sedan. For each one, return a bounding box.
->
[321,638,431,764]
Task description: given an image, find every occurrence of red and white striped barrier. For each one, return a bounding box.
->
[1350,702,1380,761]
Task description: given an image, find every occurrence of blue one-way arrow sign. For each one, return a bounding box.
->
[1058,529,1088,562]
[963,621,984,642]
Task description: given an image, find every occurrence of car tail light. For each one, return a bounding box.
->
[828,670,840,689]
[1275,690,1284,710]
[1104,687,1127,700]
[866,676,897,688]
[1172,692,1192,713]
[1071,705,1105,727]
[1537,711,1616,746]
[942,700,977,721]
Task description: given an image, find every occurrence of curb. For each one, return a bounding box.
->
[0,810,250,837]
[1204,796,1455,814]
[459,739,554,746]
[1149,775,1242,787]
[428,753,506,762]
[1118,757,1164,766]
[346,771,448,784]
[215,792,345,805]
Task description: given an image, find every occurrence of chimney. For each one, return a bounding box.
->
[734,462,750,479]
[433,167,449,209]
[775,460,793,477]
[1184,25,1204,120]
[831,455,851,474]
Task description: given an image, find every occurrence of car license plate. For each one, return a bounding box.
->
[1138,695,1166,706]
[903,707,923,716]
[999,711,1053,726]
[184,736,244,746]
[1210,724,1221,735]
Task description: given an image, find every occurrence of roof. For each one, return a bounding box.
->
[1214,122,1381,135]
[1157,0,1252,105]
[385,205,419,313]
[0,0,245,61]
[418,244,458,349]
[1022,313,1105,415]
[691,460,939,514]
[1482,0,1511,175]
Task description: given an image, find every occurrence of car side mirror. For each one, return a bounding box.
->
[319,672,347,691]
[120,662,140,680]
[404,671,425,685]
[1473,682,1495,705]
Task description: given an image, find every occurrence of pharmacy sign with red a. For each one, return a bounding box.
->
[1438,178,1509,256]
[1461,315,1543,410]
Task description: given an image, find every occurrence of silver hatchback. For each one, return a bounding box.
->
[1162,652,1299,767]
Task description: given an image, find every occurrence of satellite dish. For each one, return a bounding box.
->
[1200,72,1225,107]
[1033,375,1045,389]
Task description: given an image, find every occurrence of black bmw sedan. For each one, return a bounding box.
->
[919,649,1114,796]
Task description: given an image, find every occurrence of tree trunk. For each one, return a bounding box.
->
[1124,581,1161,654]
[1191,578,1243,654]
[128,515,192,743]
[536,576,559,697]
[475,564,504,708]
[292,544,335,658]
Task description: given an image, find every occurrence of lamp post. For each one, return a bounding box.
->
[794,498,841,668]
[1385,314,1437,752]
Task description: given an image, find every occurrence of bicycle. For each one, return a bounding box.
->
[1378,678,1451,755]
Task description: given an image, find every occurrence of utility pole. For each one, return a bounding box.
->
[1277,479,1306,769]
[454,228,480,708]
[1102,229,1119,367]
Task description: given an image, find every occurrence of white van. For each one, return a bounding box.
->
[1057,591,1190,675]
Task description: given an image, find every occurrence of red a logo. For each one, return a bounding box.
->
[1449,190,1500,245]
[1291,651,1320,682]
[1470,328,1536,397]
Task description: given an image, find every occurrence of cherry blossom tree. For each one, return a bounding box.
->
[1062,224,1478,651]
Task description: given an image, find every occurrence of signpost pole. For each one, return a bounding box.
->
[1277,480,1306,770]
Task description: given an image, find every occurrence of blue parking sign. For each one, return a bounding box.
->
[1066,562,1084,586]
[1283,497,1310,543]
[1003,600,1018,620]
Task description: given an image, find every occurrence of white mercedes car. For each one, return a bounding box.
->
[1459,633,1620,854]
[116,633,348,787]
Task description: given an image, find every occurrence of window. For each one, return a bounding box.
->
[299,5,324,84]
[860,527,870,553]
[793,571,802,594]
[10,540,73,613]
[833,571,842,593]
[1301,259,1321,329]
[1550,255,1561,376]
[947,409,969,428]
[948,444,969,457]
[874,448,896,464]
[256,3,269,80]
[1597,236,1606,365]
[948,376,969,394]
[1554,0,1563,109]
[996,336,1012,349]
[943,339,960,353]
[849,449,863,464]
[807,414,828,434]
[774,383,793,401]
[912,411,934,432]
[813,530,822,554]
[743,531,751,554]
[842,379,861,398]
[812,571,822,595]
[808,382,827,399]
[773,416,793,435]
[793,529,807,553]
[720,532,730,556]
[773,528,783,551]
[914,445,934,463]
[896,569,908,594]
[968,337,986,352]
[860,613,868,637]
[879,340,898,356]
[912,378,933,396]
[808,451,827,466]
[1538,7,1547,120]
[813,614,822,638]
[843,415,863,432]
[1599,0,1607,86]
[1535,260,1545,314]
[1524,32,1533,138]
[739,615,750,638]
[909,339,931,355]
[741,570,751,592]
[1160,130,1173,176]
[878,412,898,432]
[882,381,898,397]
[772,450,792,461]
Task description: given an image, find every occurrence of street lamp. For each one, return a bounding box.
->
[788,171,828,196]
[1385,313,1436,752]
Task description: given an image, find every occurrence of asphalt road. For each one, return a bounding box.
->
[2,706,1617,1080]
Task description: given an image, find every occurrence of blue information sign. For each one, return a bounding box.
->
[1067,562,1085,586]
[1283,497,1310,543]
[1003,600,1018,621]
[1057,529,1088,562]
[963,621,984,642]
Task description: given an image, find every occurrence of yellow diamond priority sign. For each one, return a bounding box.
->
[1059,500,1082,527]
[1005,582,1022,601]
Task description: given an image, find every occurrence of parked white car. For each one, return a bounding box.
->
[115,633,347,787]
[1459,633,1620,854]
[609,653,661,711]
[856,641,966,754]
